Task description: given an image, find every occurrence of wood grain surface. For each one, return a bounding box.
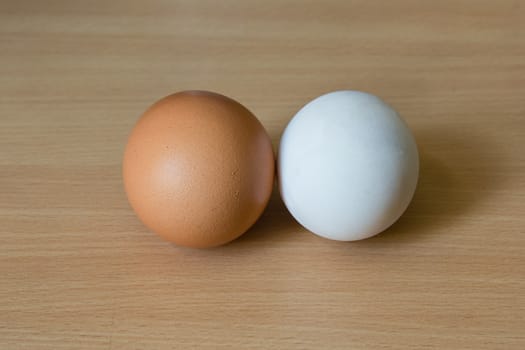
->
[1,1,524,349]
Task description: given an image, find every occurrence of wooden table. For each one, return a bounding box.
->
[2,1,524,349]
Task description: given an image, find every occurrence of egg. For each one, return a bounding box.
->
[123,91,274,248]
[278,91,419,241]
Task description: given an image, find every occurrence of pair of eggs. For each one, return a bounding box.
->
[123,90,419,248]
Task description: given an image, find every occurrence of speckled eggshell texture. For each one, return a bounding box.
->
[123,91,275,248]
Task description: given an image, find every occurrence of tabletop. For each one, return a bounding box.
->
[1,1,524,349]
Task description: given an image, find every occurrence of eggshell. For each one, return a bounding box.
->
[123,91,274,248]
[278,91,419,241]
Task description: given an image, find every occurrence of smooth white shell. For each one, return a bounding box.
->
[278,91,419,241]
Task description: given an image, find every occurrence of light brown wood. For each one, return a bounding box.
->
[1,1,524,349]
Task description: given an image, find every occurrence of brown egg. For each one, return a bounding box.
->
[123,91,274,248]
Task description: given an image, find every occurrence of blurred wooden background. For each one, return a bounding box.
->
[1,1,524,349]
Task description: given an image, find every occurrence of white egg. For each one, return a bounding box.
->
[278,91,419,241]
